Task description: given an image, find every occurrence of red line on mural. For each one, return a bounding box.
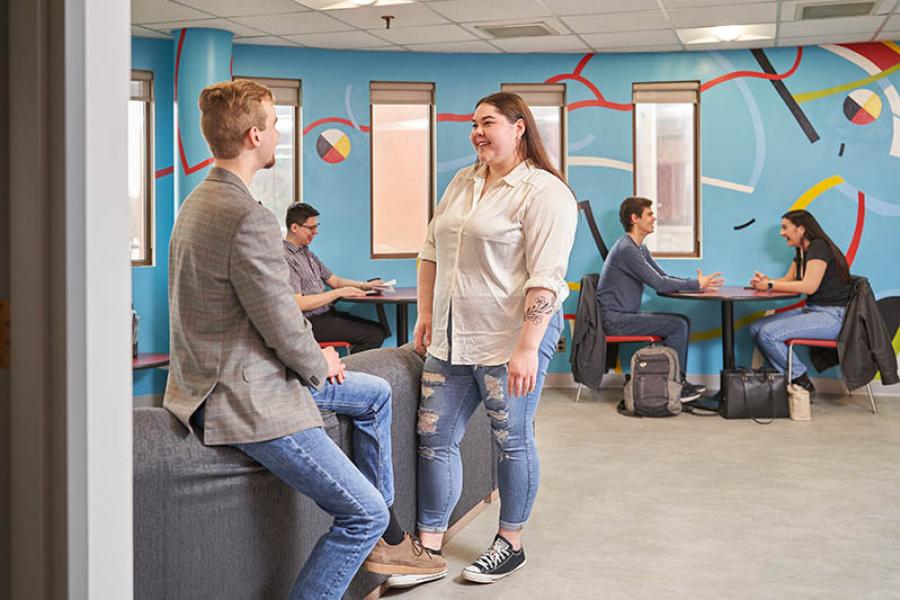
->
[177,135,215,175]
[303,117,371,136]
[155,166,174,179]
[573,53,594,76]
[174,29,186,102]
[438,113,473,122]
[845,190,866,265]
[700,47,803,92]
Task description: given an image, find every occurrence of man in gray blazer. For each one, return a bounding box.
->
[165,80,444,599]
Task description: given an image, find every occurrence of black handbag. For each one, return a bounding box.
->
[719,367,790,423]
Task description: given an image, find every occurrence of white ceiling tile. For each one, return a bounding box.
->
[283,30,392,47]
[357,45,410,51]
[561,11,671,34]
[885,15,900,30]
[132,0,212,24]
[683,38,774,50]
[233,11,354,35]
[132,25,172,39]
[780,1,800,21]
[458,16,569,39]
[145,18,268,37]
[490,34,591,52]
[403,40,502,52]
[175,0,308,18]
[668,3,777,28]
[582,29,680,48]
[777,33,875,46]
[877,0,898,13]
[779,15,884,36]
[233,36,301,46]
[875,29,900,41]
[541,0,660,15]
[662,0,762,6]
[615,44,686,52]
[428,0,552,22]
[373,23,478,44]
[323,2,450,28]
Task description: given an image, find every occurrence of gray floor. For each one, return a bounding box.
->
[385,387,900,600]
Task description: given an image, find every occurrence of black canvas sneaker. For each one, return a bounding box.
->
[680,383,703,402]
[461,535,526,583]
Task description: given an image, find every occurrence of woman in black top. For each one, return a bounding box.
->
[747,210,853,391]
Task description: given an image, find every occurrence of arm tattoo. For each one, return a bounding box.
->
[524,294,554,325]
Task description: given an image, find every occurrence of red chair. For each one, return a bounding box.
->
[319,341,352,356]
[571,317,662,402]
[785,338,877,414]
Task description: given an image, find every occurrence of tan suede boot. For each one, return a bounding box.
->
[363,533,448,587]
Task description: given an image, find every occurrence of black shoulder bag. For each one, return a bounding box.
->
[719,367,790,423]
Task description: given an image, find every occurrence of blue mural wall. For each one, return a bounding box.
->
[132,35,900,396]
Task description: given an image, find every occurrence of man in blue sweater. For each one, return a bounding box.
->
[597,197,722,400]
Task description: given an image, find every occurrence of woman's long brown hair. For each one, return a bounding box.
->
[782,209,851,283]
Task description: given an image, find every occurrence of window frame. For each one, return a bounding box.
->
[233,75,303,207]
[500,82,567,178]
[369,81,436,260]
[632,80,702,259]
[129,69,154,267]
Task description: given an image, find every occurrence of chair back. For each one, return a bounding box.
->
[577,200,610,260]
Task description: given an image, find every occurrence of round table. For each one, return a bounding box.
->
[658,286,801,370]
[339,287,417,346]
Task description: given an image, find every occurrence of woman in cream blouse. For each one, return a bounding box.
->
[406,92,577,587]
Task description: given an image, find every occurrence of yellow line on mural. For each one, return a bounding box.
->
[792,63,900,104]
[886,41,900,56]
[568,281,580,292]
[689,309,769,342]
[789,175,844,210]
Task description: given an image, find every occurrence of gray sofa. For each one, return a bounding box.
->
[134,345,495,599]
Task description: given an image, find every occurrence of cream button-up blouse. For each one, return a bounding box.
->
[419,160,577,366]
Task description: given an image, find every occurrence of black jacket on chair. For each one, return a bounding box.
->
[810,276,899,390]
[570,273,617,390]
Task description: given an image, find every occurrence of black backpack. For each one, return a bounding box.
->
[618,345,683,417]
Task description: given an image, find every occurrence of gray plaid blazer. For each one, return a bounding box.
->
[164,167,327,445]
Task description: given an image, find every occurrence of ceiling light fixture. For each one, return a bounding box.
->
[676,23,776,46]
[712,26,742,42]
[298,0,413,10]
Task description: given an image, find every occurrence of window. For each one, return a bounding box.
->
[370,81,435,259]
[633,81,701,258]
[129,70,153,266]
[501,83,566,176]
[235,77,301,232]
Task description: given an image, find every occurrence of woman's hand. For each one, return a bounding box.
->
[413,314,432,356]
[507,346,538,398]
[752,277,770,291]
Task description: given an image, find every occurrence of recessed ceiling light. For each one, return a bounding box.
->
[677,23,776,45]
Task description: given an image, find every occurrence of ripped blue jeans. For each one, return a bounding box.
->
[416,311,563,532]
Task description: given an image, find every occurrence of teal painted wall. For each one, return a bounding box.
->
[132,38,900,395]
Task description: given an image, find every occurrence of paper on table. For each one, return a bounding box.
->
[366,278,397,295]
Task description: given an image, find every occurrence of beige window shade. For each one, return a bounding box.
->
[130,70,152,102]
[501,83,565,106]
[371,82,434,105]
[235,76,301,106]
[632,81,699,104]
[370,82,435,259]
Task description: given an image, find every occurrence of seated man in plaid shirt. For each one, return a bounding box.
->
[283,202,387,353]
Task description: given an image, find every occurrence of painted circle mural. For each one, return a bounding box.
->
[316,128,352,164]
[842,89,883,125]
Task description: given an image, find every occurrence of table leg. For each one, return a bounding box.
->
[375,305,392,340]
[721,300,735,370]
[396,304,409,346]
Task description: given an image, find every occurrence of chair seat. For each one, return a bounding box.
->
[786,338,837,348]
[319,341,352,349]
[607,335,662,343]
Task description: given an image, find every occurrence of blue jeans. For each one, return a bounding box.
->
[748,305,846,380]
[312,372,395,507]
[603,310,690,376]
[193,405,389,600]
[417,311,563,532]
